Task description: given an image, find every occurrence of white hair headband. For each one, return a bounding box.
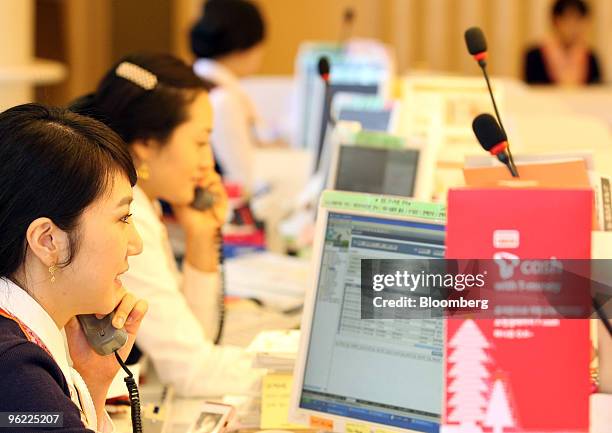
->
[115,61,158,90]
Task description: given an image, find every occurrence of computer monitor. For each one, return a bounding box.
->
[293,40,395,151]
[327,133,436,200]
[290,191,446,433]
[337,107,393,132]
[314,84,379,172]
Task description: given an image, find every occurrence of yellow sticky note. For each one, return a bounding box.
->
[346,422,370,433]
[260,373,308,429]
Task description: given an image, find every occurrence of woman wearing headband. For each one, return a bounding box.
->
[71,53,261,396]
[0,104,147,432]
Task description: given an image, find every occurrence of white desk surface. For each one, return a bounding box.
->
[112,375,612,433]
[111,371,209,433]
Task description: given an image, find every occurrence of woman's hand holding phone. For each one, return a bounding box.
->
[173,171,228,235]
[173,171,228,273]
[65,292,148,422]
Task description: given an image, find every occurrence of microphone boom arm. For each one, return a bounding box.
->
[479,62,519,177]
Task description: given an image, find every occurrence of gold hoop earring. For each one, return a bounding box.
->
[49,265,57,284]
[137,163,150,181]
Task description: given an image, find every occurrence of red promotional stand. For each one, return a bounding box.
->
[443,188,593,433]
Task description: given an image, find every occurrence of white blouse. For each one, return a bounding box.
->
[0,278,113,433]
[120,186,261,396]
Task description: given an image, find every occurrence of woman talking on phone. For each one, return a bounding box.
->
[0,103,147,432]
[71,53,262,396]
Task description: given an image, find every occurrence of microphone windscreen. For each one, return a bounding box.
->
[317,56,331,79]
[472,114,506,151]
[465,27,487,55]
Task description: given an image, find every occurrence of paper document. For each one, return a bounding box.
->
[225,252,310,310]
[260,373,308,430]
[248,330,301,371]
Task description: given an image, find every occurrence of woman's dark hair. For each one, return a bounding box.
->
[552,0,590,18]
[191,0,265,59]
[70,53,212,145]
[0,103,137,278]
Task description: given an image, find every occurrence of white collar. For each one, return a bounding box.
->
[0,277,74,389]
[131,185,170,245]
[193,58,241,90]
[133,185,162,220]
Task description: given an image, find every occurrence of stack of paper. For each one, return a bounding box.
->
[247,330,301,371]
[222,302,302,347]
[225,252,311,311]
[224,331,305,430]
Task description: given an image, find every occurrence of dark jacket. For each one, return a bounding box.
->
[0,316,93,432]
[524,46,601,85]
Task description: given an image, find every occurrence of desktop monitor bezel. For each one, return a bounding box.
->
[327,135,436,201]
[289,191,446,433]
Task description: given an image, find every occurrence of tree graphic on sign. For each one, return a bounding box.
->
[447,319,490,432]
[483,379,515,433]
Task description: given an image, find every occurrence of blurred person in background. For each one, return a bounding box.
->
[191,0,270,191]
[524,0,601,85]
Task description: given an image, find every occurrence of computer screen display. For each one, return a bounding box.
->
[300,212,445,433]
[338,108,393,132]
[334,146,420,197]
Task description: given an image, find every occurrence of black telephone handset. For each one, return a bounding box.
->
[191,186,226,345]
[77,312,128,356]
[77,312,143,433]
[78,311,143,432]
[192,186,217,211]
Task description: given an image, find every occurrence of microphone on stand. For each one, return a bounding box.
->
[314,56,335,172]
[472,113,518,178]
[465,26,518,175]
[317,56,335,127]
[318,56,331,85]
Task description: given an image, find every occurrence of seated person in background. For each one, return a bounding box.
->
[524,0,601,86]
[71,53,263,397]
[191,0,269,190]
[0,103,147,432]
